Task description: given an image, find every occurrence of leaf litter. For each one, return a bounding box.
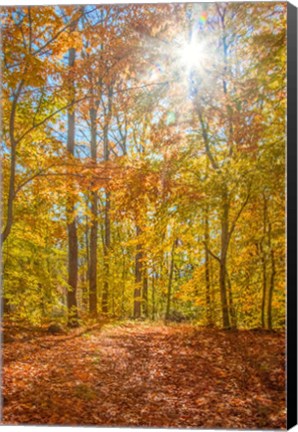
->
[2,323,285,429]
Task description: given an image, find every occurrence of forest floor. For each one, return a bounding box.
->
[2,322,285,429]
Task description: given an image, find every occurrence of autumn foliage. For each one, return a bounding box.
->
[1,2,286,428]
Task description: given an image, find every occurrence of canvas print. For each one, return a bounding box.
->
[1,2,288,429]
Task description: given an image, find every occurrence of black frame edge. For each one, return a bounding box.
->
[287,1,297,430]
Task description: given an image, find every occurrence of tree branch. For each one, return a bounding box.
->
[204,242,221,263]
[15,93,90,145]
[198,111,219,170]
[6,7,98,70]
[228,187,251,241]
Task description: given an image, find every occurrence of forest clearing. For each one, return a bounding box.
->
[2,322,285,428]
[1,2,287,428]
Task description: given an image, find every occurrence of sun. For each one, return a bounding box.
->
[178,39,207,71]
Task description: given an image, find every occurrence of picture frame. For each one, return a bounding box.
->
[286,1,297,429]
[0,2,297,429]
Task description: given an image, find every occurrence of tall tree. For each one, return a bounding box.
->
[101,85,113,314]
[66,21,79,327]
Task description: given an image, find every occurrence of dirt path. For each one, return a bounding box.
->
[2,323,286,428]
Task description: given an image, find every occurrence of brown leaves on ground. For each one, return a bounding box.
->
[2,323,286,429]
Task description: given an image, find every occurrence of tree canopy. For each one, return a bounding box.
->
[1,2,286,330]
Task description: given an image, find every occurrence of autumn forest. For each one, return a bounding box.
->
[1,2,286,428]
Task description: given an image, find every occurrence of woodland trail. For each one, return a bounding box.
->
[2,323,285,428]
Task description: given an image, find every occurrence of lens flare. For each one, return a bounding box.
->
[179,39,207,71]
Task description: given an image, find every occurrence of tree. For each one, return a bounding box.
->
[65,15,79,327]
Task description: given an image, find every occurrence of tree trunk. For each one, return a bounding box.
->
[1,146,16,245]
[165,240,176,320]
[218,5,234,156]
[66,46,78,327]
[260,242,267,329]
[219,259,230,329]
[267,220,275,330]
[204,204,212,326]
[261,194,268,328]
[101,86,112,314]
[121,257,126,319]
[151,273,156,321]
[89,191,98,316]
[89,106,98,317]
[210,259,215,323]
[267,249,276,330]
[143,270,148,318]
[1,141,17,311]
[134,225,142,319]
[1,79,24,245]
[67,218,78,326]
[226,269,237,329]
[102,191,110,314]
[220,189,231,329]
[3,297,11,314]
[84,212,90,311]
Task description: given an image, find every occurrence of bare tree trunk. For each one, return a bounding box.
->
[121,257,126,319]
[67,218,78,326]
[226,269,237,329]
[220,189,231,329]
[210,259,215,323]
[134,225,142,319]
[112,281,115,317]
[102,192,110,314]
[260,194,268,329]
[267,249,276,330]
[151,273,156,321]
[219,259,230,329]
[3,298,11,314]
[165,240,176,320]
[143,270,148,318]
[267,221,276,330]
[66,46,78,327]
[89,191,98,316]
[260,243,267,329]
[204,204,212,326]
[83,212,90,311]
[89,106,98,317]
[101,86,112,314]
